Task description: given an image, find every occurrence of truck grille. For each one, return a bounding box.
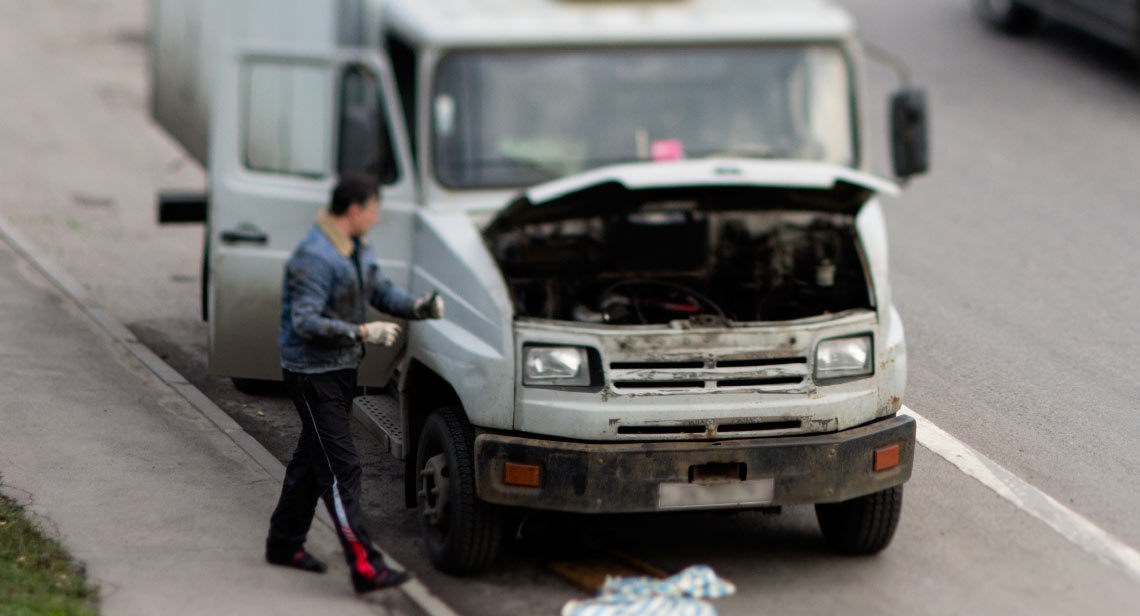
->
[608,356,809,393]
[616,419,802,436]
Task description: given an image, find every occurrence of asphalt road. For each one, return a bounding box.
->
[1,0,1138,614]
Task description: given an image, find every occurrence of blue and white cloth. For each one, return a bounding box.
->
[562,565,736,616]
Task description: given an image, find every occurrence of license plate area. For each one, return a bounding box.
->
[658,460,775,511]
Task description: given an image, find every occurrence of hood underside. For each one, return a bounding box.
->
[484,159,881,326]
[487,159,897,233]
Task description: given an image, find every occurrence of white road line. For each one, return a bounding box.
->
[903,405,1140,585]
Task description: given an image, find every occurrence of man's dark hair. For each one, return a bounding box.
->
[330,174,380,215]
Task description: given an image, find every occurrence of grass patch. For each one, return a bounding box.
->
[0,475,98,615]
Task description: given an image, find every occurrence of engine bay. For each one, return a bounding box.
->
[486,199,873,325]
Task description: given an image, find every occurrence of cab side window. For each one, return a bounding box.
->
[242,62,331,177]
[338,65,399,185]
[385,32,418,160]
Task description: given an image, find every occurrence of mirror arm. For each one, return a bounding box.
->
[863,41,912,89]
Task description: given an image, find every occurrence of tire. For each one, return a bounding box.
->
[973,0,1040,35]
[815,485,903,555]
[415,407,503,574]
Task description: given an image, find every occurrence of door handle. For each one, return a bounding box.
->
[220,225,268,245]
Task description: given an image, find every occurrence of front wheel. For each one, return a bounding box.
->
[415,407,503,574]
[973,0,1040,34]
[815,485,903,555]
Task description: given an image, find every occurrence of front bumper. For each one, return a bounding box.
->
[474,414,914,513]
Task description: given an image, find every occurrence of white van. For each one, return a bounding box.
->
[151,0,929,573]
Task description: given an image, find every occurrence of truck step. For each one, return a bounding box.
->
[352,394,403,459]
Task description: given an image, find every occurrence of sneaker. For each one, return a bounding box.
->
[267,550,328,574]
[351,567,412,594]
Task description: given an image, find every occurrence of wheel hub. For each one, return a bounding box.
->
[418,453,450,527]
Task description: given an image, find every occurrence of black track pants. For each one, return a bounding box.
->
[267,368,384,579]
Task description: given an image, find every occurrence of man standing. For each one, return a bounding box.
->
[266,175,444,593]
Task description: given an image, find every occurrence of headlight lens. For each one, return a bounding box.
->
[815,335,873,381]
[523,346,591,387]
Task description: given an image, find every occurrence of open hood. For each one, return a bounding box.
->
[487,159,898,233]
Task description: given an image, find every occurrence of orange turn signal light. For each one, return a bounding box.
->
[873,444,900,472]
[504,462,541,488]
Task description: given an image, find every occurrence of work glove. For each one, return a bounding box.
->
[359,321,401,346]
[413,291,445,320]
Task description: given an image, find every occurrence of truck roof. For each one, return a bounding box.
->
[380,0,857,48]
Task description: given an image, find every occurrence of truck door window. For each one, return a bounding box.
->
[242,62,331,178]
[338,65,399,184]
[385,32,418,160]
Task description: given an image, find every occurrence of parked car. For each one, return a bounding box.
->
[974,0,1140,52]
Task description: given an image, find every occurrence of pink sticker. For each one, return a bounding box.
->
[650,139,684,161]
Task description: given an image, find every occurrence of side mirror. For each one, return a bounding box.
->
[890,88,929,179]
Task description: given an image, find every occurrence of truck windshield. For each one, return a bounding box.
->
[431,45,854,189]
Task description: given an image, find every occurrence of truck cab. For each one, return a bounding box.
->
[150,0,928,574]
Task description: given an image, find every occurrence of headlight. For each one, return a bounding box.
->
[815,335,873,381]
[523,346,592,387]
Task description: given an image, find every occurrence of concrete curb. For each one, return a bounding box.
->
[0,216,460,616]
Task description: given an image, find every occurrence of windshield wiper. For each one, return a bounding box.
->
[690,145,798,160]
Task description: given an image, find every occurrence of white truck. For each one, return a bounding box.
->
[150,0,929,574]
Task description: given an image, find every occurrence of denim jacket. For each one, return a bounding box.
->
[278,210,417,373]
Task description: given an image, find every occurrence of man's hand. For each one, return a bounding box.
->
[358,321,402,346]
[413,291,444,320]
